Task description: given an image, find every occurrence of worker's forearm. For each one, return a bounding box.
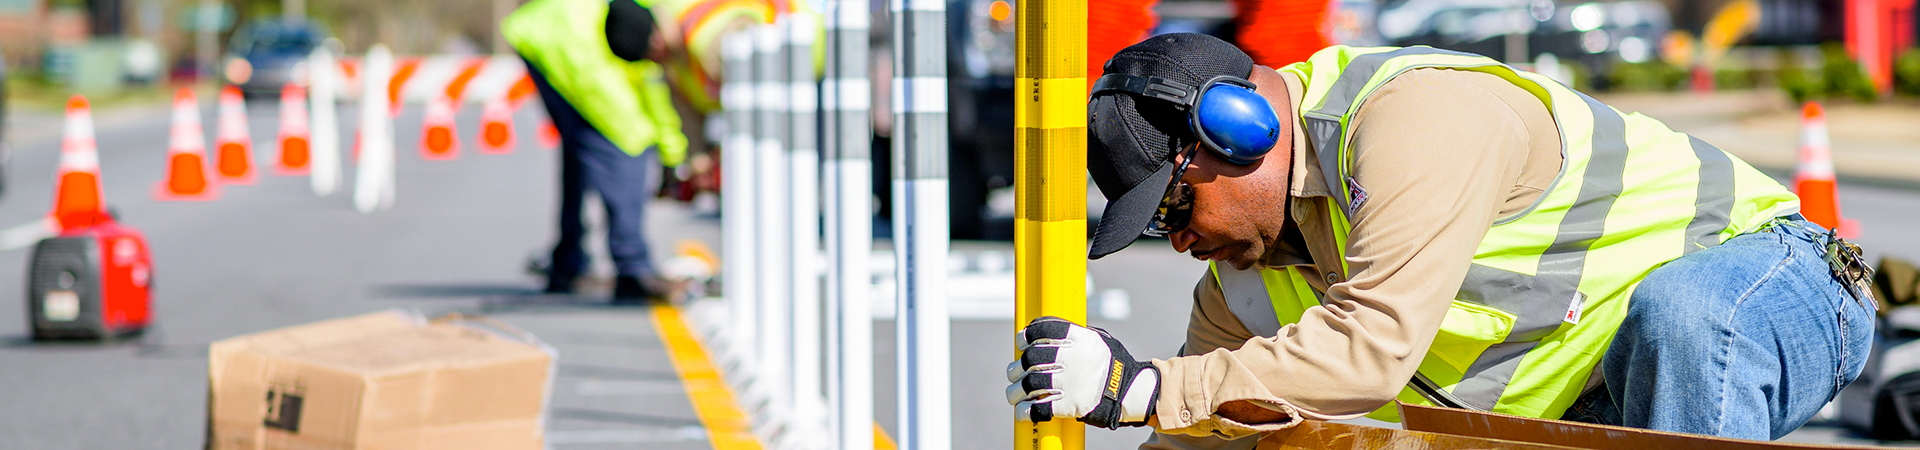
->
[1217,400,1291,425]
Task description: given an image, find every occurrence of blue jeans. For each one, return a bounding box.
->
[524,57,662,285]
[1560,217,1875,439]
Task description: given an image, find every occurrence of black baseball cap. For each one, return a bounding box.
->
[1088,33,1254,259]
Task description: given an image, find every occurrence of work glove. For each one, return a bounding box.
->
[1006,316,1159,429]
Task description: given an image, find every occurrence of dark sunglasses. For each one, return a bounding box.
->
[1143,145,1197,238]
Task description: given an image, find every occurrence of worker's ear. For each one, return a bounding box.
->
[605,0,657,62]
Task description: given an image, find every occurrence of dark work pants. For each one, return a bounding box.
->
[524,57,661,284]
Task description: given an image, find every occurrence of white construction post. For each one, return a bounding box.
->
[784,12,826,445]
[721,32,759,367]
[307,45,341,196]
[892,0,950,447]
[353,44,396,213]
[752,22,794,424]
[824,0,874,448]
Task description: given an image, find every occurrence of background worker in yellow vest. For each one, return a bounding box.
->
[503,0,689,301]
[1003,33,1878,447]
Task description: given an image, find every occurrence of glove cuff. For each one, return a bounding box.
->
[1118,366,1159,427]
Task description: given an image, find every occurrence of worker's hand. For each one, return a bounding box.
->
[1006,316,1158,429]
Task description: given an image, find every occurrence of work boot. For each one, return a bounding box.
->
[612,275,691,304]
[543,276,574,295]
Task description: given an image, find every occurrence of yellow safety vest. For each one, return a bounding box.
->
[650,0,821,113]
[650,0,777,112]
[1211,45,1801,422]
[502,0,688,166]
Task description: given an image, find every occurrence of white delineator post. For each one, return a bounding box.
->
[720,31,760,373]
[353,44,397,213]
[784,13,826,442]
[824,0,874,448]
[308,46,341,196]
[892,0,950,448]
[752,22,794,422]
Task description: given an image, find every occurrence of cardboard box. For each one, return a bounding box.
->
[208,311,556,450]
[1398,403,1880,449]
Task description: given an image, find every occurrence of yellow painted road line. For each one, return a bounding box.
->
[876,423,898,450]
[652,305,763,450]
[655,305,899,450]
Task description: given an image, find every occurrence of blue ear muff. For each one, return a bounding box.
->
[1090,73,1280,165]
[1190,76,1279,165]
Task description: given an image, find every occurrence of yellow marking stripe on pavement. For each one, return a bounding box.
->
[651,305,762,450]
[876,423,898,450]
[654,305,900,450]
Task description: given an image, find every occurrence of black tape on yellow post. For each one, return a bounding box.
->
[1014,0,1087,448]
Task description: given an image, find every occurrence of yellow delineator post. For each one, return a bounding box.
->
[1014,0,1087,449]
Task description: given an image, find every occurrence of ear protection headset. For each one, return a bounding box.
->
[1092,73,1281,165]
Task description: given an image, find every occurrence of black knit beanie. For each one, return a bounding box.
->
[605,0,657,62]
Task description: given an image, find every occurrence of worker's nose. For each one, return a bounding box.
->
[1170,229,1199,253]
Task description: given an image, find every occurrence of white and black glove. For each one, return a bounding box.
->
[1006,316,1159,429]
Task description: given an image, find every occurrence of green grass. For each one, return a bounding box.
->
[5,75,181,113]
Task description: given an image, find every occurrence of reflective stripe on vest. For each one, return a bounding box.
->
[1212,45,1800,421]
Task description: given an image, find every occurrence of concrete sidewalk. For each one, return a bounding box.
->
[1596,90,1920,185]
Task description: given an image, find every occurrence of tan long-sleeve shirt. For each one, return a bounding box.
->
[1140,66,1567,449]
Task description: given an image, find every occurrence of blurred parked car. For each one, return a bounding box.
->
[1378,0,1670,87]
[223,19,329,97]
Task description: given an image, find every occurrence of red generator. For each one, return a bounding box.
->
[27,220,152,340]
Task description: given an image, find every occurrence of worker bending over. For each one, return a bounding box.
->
[1005,33,1877,447]
[503,0,688,301]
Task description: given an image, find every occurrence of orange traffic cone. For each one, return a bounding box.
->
[477,94,515,155]
[538,116,560,150]
[155,88,219,201]
[275,83,312,175]
[1794,101,1858,238]
[52,95,110,230]
[418,95,460,160]
[213,86,257,185]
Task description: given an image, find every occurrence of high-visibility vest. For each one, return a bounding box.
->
[649,0,783,113]
[502,0,688,166]
[1212,45,1801,422]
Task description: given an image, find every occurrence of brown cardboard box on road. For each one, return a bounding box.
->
[207,310,556,450]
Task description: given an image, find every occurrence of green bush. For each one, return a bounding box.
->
[1823,42,1878,102]
[1779,60,1819,103]
[1609,61,1687,92]
[1778,43,1880,103]
[1896,48,1920,97]
[1715,67,1757,89]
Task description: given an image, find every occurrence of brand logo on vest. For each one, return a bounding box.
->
[1105,359,1126,400]
[1564,291,1587,325]
[1346,176,1369,213]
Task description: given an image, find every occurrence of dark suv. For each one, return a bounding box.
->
[224,19,329,97]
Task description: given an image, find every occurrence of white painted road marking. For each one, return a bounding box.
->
[573,380,685,396]
[546,427,707,444]
[0,217,57,251]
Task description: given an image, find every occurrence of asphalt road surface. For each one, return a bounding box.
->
[2,96,1919,449]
